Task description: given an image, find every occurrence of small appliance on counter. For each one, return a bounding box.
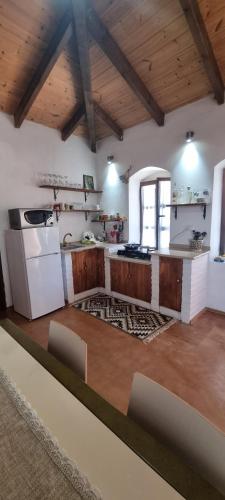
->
[117,243,153,261]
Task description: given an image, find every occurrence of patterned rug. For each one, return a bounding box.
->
[74,293,175,343]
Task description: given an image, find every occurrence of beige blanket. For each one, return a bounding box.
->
[0,368,101,500]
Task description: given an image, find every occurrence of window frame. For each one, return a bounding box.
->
[140,177,171,249]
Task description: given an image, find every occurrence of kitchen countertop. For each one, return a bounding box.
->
[107,254,151,265]
[151,248,209,260]
[61,242,124,254]
[61,243,209,261]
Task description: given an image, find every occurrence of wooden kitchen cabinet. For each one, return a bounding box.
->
[110,259,151,303]
[159,257,183,311]
[72,249,105,294]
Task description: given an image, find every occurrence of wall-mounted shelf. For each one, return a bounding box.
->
[92,218,127,231]
[54,209,103,222]
[39,185,103,202]
[166,203,209,220]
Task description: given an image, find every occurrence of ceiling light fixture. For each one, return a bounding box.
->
[107,155,114,165]
[185,131,194,143]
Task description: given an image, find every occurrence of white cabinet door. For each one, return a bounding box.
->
[23,227,60,259]
[26,253,65,319]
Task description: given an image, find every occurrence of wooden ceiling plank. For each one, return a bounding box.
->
[179,0,224,104]
[14,9,73,128]
[94,102,123,141]
[85,0,164,126]
[71,0,96,153]
[61,103,85,141]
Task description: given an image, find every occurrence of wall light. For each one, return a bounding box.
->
[182,141,198,170]
[107,155,114,165]
[185,131,194,143]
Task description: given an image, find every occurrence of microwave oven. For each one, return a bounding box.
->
[8,209,54,229]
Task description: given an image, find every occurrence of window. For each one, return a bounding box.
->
[140,178,171,249]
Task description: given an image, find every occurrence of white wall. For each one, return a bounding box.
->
[0,112,98,306]
[96,96,225,249]
[96,96,225,313]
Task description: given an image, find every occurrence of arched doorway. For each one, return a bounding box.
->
[129,166,171,248]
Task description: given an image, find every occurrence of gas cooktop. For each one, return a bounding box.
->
[117,244,154,261]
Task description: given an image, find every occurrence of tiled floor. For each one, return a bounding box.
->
[5,305,225,432]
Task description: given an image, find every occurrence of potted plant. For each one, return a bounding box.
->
[190,230,207,251]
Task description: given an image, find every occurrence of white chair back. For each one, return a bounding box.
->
[128,372,225,495]
[48,321,87,382]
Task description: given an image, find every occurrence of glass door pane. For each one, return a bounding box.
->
[141,183,157,247]
[158,180,171,249]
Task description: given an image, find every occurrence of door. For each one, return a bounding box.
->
[85,250,98,290]
[22,227,60,259]
[72,251,87,294]
[97,249,105,287]
[129,262,151,303]
[72,249,102,294]
[159,257,182,311]
[0,254,6,313]
[140,178,171,249]
[110,260,129,296]
[140,181,157,248]
[26,253,65,319]
[110,260,151,302]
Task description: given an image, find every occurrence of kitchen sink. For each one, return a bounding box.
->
[60,243,83,250]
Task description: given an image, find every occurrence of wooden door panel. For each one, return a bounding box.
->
[85,249,98,290]
[72,251,87,294]
[159,257,182,311]
[97,249,105,287]
[72,249,104,294]
[110,260,129,295]
[127,263,151,302]
[110,259,151,302]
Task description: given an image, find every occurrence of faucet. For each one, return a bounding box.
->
[63,232,72,246]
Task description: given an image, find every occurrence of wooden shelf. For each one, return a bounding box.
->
[166,203,209,220]
[39,185,103,201]
[54,209,103,222]
[92,218,127,230]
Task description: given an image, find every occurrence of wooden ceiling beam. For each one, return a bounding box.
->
[72,0,96,153]
[14,10,73,128]
[94,103,123,141]
[85,0,164,126]
[61,103,85,141]
[179,0,224,104]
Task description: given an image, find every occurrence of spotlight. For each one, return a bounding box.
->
[185,131,194,143]
[107,155,114,165]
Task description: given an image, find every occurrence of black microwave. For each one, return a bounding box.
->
[8,209,54,229]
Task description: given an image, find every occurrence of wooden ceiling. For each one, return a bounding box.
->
[0,0,225,149]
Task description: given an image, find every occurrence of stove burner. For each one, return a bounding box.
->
[117,245,153,261]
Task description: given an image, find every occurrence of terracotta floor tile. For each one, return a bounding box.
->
[5,306,225,431]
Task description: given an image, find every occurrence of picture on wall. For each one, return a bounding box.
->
[83,175,94,190]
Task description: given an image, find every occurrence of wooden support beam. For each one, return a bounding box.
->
[179,0,224,104]
[72,0,96,153]
[94,103,123,141]
[14,10,73,128]
[85,0,164,126]
[61,103,85,141]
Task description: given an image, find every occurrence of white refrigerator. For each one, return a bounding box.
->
[6,227,65,319]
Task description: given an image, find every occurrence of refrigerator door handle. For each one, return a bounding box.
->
[27,252,60,260]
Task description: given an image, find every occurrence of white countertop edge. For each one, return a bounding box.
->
[151,249,209,260]
[61,243,125,254]
[107,254,151,265]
